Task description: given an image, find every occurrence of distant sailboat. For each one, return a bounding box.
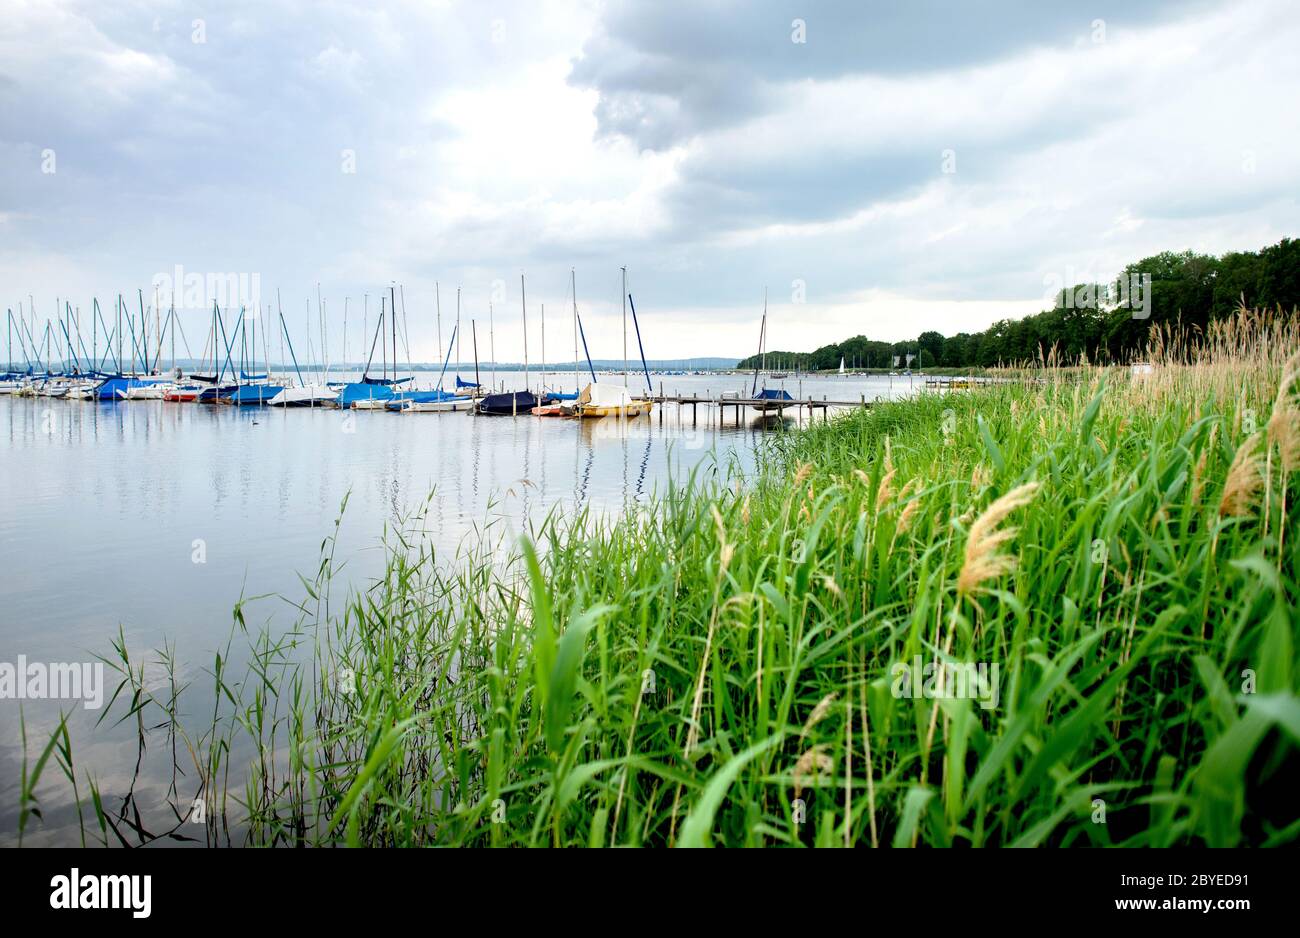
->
[839,356,846,376]
[477,274,537,416]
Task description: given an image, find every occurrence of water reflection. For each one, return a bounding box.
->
[0,370,915,844]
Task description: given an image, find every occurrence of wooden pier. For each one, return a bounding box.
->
[922,375,997,389]
[650,391,875,425]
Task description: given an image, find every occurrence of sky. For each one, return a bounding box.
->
[1,0,1298,363]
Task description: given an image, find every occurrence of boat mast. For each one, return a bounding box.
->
[489,301,496,390]
[472,319,480,388]
[319,291,330,385]
[277,291,286,384]
[750,294,767,397]
[390,284,398,385]
[621,266,627,388]
[577,268,582,389]
[138,288,147,372]
[435,282,443,390]
[540,302,546,396]
[455,287,461,384]
[401,285,411,379]
[520,273,528,394]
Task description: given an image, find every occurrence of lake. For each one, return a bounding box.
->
[0,370,921,844]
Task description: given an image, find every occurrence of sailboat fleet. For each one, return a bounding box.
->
[1,269,659,421]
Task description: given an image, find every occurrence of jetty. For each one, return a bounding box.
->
[650,389,874,424]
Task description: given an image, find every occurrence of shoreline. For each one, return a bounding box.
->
[18,309,1300,847]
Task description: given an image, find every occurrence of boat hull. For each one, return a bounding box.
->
[477,391,538,416]
[402,398,475,413]
[117,385,170,400]
[268,386,338,407]
[222,385,284,405]
[576,400,654,418]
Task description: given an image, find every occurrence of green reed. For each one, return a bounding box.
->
[38,308,1300,847]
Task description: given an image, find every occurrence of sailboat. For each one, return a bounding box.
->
[749,291,793,413]
[477,274,538,415]
[337,288,409,408]
[394,288,470,412]
[221,305,284,405]
[268,292,337,407]
[573,268,654,418]
[534,271,583,416]
[839,356,846,376]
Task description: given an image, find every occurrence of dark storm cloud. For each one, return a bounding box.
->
[569,0,1207,151]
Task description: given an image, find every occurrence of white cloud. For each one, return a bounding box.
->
[0,0,1296,362]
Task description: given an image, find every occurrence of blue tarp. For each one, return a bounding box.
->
[223,384,284,405]
[93,377,166,400]
[384,389,459,411]
[336,382,395,406]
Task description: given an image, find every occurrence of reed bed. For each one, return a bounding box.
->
[36,307,1300,847]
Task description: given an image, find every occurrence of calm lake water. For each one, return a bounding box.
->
[0,370,920,845]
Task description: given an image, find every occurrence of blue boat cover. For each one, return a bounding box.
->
[94,377,167,400]
[755,388,794,401]
[224,384,284,405]
[384,389,459,410]
[337,382,396,405]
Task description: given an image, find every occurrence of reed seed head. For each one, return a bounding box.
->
[956,481,1040,596]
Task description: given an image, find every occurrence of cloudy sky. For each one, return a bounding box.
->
[1,0,1297,363]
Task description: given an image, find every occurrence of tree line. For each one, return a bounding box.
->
[737,237,1300,370]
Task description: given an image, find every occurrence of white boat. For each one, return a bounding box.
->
[349,397,391,411]
[839,356,846,376]
[573,382,653,418]
[401,397,475,413]
[116,383,172,400]
[268,384,338,407]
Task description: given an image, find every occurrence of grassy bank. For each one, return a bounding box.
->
[34,309,1300,847]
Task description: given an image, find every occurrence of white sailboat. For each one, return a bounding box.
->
[839,356,846,376]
